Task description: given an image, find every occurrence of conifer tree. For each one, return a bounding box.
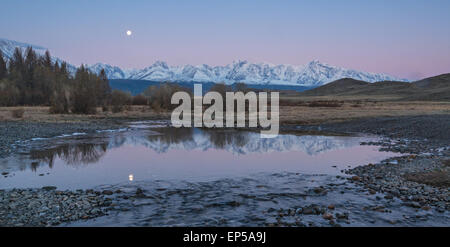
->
[97,69,111,105]
[24,47,37,87]
[43,50,52,69]
[0,50,6,80]
[9,47,24,74]
[60,62,68,76]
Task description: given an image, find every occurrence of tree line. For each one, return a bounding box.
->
[0,47,110,114]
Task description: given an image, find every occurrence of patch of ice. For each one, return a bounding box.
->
[96,128,128,133]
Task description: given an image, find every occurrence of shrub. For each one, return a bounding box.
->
[102,105,110,112]
[110,90,132,113]
[308,100,343,107]
[49,90,70,114]
[143,83,191,111]
[11,108,24,118]
[208,83,232,99]
[71,83,97,114]
[442,159,450,167]
[71,93,97,114]
[132,94,148,105]
[111,105,121,113]
[0,80,20,106]
[279,99,307,106]
[49,104,66,114]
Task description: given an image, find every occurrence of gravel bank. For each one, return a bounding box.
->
[346,156,449,212]
[0,187,118,226]
[295,114,450,214]
[318,114,450,150]
[0,120,125,158]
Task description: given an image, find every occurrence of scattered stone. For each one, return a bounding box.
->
[42,186,57,191]
[313,187,325,194]
[102,190,113,195]
[302,208,314,215]
[408,202,422,208]
[322,213,334,220]
[335,212,349,220]
[135,188,145,198]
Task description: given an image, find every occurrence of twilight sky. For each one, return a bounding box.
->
[1,0,449,80]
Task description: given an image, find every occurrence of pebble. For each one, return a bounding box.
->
[322,213,334,220]
[102,190,113,195]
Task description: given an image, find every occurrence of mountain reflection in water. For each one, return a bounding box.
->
[0,127,400,189]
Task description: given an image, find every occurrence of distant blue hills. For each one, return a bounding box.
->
[109,79,314,95]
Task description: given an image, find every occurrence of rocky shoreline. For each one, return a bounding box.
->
[346,155,449,212]
[0,187,121,226]
[303,115,450,214]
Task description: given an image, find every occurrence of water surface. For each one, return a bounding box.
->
[0,121,400,189]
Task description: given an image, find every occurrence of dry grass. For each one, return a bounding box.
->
[404,169,450,188]
[10,108,25,118]
[442,159,450,167]
[0,100,449,124]
[307,100,343,107]
[0,106,171,122]
[279,100,450,125]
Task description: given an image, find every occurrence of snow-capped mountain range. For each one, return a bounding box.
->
[1,38,408,86]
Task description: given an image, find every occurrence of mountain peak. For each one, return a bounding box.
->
[151,60,169,68]
[308,59,321,64]
[306,59,329,68]
[232,59,249,66]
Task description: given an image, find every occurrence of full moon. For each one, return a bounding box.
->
[126,30,132,36]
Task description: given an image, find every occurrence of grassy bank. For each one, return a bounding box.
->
[1,100,448,125]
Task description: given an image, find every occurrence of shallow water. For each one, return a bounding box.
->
[0,121,400,190]
[65,173,449,227]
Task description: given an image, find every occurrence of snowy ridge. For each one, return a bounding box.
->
[1,38,408,86]
[0,38,47,59]
[93,59,406,86]
[0,38,78,74]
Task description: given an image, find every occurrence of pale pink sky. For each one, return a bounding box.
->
[1,0,449,80]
